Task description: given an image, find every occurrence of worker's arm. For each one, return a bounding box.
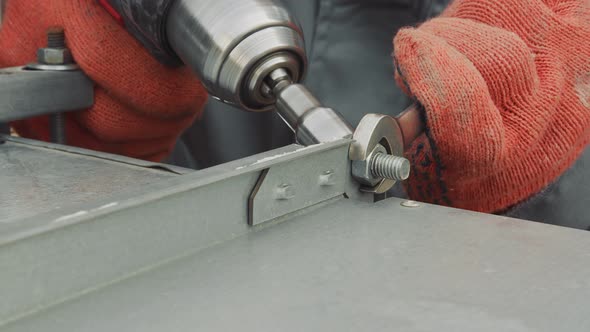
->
[0,0,208,161]
[394,0,590,214]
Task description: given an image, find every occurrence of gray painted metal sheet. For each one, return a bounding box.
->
[0,137,182,222]
[4,198,590,331]
[1,135,588,330]
[249,144,349,225]
[0,67,94,122]
[0,139,352,324]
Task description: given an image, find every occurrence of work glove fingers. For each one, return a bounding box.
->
[54,0,206,119]
[418,18,562,154]
[11,114,181,161]
[419,18,538,112]
[394,0,590,213]
[74,90,200,143]
[0,1,50,66]
[543,0,590,23]
[0,0,208,161]
[443,0,589,37]
[394,27,507,175]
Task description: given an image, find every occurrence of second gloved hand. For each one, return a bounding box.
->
[393,0,590,213]
[0,0,208,161]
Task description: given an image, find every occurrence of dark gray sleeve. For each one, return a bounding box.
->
[425,0,452,18]
[503,147,590,231]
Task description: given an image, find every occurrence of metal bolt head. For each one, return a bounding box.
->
[37,48,73,65]
[275,183,295,200]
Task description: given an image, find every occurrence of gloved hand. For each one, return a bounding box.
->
[393,0,590,213]
[0,0,208,161]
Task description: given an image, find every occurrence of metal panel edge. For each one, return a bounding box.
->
[0,139,353,324]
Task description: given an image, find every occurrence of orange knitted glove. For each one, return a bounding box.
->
[394,0,590,213]
[0,0,208,161]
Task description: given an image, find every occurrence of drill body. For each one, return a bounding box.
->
[102,0,305,110]
[99,0,410,194]
[100,0,353,145]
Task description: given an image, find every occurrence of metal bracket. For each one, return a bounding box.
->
[248,143,350,226]
[0,66,94,123]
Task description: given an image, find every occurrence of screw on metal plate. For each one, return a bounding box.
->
[275,183,295,200]
[401,200,421,208]
[319,170,336,187]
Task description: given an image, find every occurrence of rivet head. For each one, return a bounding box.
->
[319,170,336,186]
[401,200,421,208]
[275,183,295,200]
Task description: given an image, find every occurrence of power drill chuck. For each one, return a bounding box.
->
[102,0,307,112]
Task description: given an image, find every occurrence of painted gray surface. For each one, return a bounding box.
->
[1,136,588,330]
[4,198,590,332]
[0,139,351,324]
[0,138,179,222]
[506,147,590,230]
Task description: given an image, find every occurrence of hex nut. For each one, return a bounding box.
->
[352,144,387,187]
[37,48,73,65]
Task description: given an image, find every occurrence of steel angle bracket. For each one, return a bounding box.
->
[0,66,94,123]
[248,141,351,226]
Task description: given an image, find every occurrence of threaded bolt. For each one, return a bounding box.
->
[370,153,411,181]
[47,27,66,48]
[46,26,68,145]
[50,113,67,145]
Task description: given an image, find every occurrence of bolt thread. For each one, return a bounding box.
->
[370,153,411,181]
[50,113,67,145]
[47,27,66,48]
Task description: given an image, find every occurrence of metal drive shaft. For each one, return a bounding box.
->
[266,69,410,188]
[266,68,353,146]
